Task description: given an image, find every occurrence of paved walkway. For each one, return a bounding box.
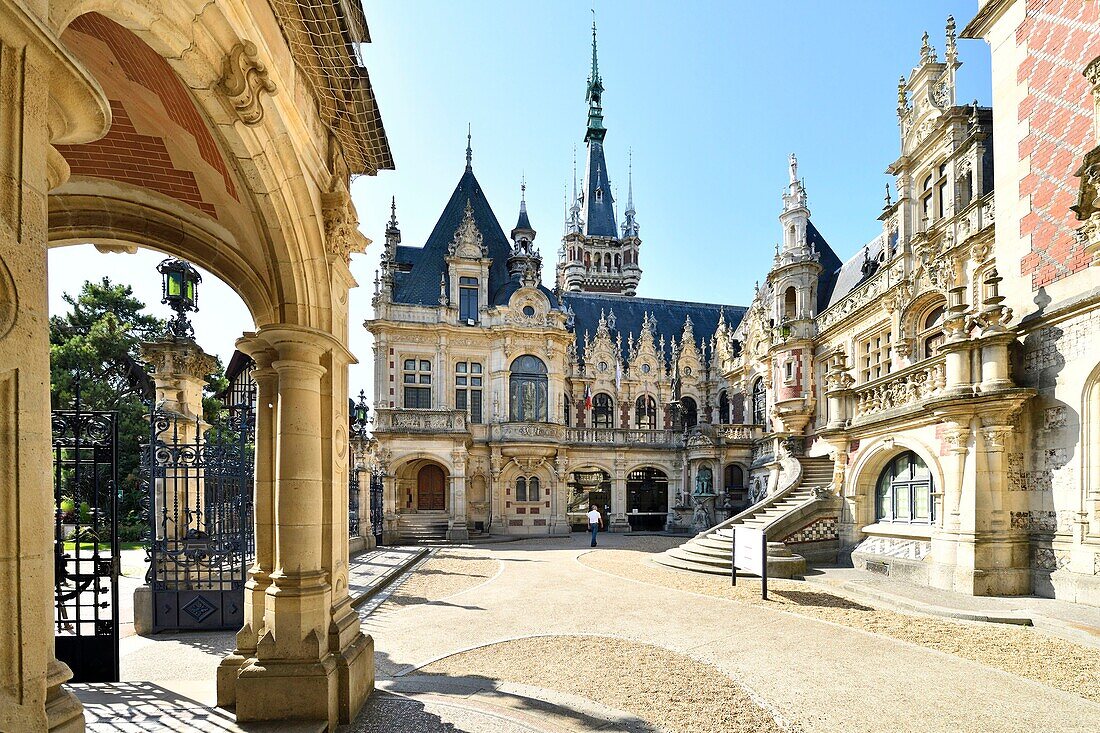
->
[805,565,1100,647]
[371,534,1099,733]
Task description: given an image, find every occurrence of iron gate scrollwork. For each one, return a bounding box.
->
[53,391,120,682]
[370,471,384,544]
[144,404,255,632]
[349,465,361,537]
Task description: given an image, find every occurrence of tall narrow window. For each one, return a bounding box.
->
[455,361,483,423]
[751,378,766,426]
[509,355,548,422]
[921,174,933,224]
[459,276,478,323]
[593,393,614,428]
[403,358,432,408]
[936,163,948,220]
[681,396,698,429]
[718,391,730,424]
[564,395,572,426]
[515,476,527,502]
[860,330,893,382]
[529,477,540,500]
[635,395,656,429]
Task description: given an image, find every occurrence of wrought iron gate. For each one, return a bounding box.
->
[369,472,384,544]
[53,392,120,682]
[145,405,254,632]
[349,465,361,537]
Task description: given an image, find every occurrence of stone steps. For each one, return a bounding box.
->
[654,455,836,579]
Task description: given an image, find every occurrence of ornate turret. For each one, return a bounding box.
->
[508,180,542,285]
[556,19,641,297]
[621,151,640,238]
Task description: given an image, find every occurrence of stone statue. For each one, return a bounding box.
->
[694,467,713,494]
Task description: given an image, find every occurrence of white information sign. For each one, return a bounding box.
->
[731,526,768,599]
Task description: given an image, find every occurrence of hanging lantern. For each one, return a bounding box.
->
[351,389,371,439]
[157,257,201,339]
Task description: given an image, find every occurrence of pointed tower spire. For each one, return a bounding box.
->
[509,177,540,282]
[585,15,606,144]
[621,149,639,237]
[465,123,473,170]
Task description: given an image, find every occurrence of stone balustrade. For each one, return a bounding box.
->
[492,422,566,442]
[564,427,682,447]
[714,424,762,442]
[852,355,946,420]
[374,408,468,434]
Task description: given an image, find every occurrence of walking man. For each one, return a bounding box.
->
[586,504,603,547]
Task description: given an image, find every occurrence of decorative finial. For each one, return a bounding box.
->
[388,196,398,228]
[897,76,907,109]
[465,123,472,170]
[920,31,937,65]
[627,149,634,210]
[883,183,892,209]
[945,15,957,63]
[788,152,798,186]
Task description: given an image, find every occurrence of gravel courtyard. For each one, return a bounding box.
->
[371,535,1099,733]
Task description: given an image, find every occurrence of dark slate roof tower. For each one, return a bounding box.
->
[557,20,642,296]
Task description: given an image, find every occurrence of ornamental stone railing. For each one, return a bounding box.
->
[564,427,682,447]
[852,356,946,420]
[715,424,761,443]
[374,408,468,434]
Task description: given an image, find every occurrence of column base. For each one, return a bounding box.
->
[234,656,340,727]
[446,526,470,541]
[609,514,631,533]
[46,660,85,733]
[215,651,250,707]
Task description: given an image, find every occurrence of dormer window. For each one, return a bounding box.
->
[459,276,478,323]
[595,188,603,203]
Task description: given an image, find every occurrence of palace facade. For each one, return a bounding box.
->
[368,2,1100,606]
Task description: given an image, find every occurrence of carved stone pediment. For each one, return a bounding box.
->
[449,201,486,259]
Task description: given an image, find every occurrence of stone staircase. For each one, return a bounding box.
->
[395,512,450,544]
[655,455,837,578]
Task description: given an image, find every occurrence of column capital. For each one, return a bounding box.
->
[256,323,356,365]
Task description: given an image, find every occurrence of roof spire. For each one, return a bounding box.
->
[387,196,399,232]
[465,123,472,170]
[584,12,606,143]
[626,149,634,211]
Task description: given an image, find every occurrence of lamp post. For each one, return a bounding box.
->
[350,389,371,440]
[157,257,202,340]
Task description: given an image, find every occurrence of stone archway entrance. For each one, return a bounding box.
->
[626,468,668,531]
[417,464,447,511]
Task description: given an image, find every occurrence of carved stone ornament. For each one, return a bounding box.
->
[941,425,970,455]
[980,425,1012,453]
[450,201,486,259]
[322,181,368,264]
[219,41,277,126]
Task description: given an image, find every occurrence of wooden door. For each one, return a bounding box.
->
[417,464,446,511]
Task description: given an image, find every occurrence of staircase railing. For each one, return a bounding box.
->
[695,440,804,538]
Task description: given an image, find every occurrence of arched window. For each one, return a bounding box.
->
[718,391,730,423]
[751,378,766,426]
[564,394,572,426]
[509,355,548,422]
[724,464,744,489]
[681,396,698,429]
[919,302,946,359]
[594,255,601,272]
[875,451,934,524]
[593,393,614,429]
[529,476,540,500]
[515,476,527,502]
[614,253,621,270]
[584,252,591,269]
[783,286,797,321]
[635,395,656,429]
[604,253,612,272]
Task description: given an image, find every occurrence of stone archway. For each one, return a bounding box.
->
[1,2,393,730]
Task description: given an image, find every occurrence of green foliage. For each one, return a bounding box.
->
[50,277,228,525]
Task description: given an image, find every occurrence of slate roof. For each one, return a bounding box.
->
[392,165,513,306]
[817,225,898,313]
[805,220,844,313]
[563,292,747,362]
[581,141,618,237]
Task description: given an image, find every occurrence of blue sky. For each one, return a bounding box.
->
[48,1,991,399]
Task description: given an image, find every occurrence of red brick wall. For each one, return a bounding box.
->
[1017,0,1099,288]
[67,13,237,201]
[57,101,216,218]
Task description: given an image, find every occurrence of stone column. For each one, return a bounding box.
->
[230,326,371,728]
[217,339,276,704]
[941,285,974,395]
[550,451,570,534]
[609,456,631,532]
[447,448,469,541]
[489,449,505,533]
[0,8,109,731]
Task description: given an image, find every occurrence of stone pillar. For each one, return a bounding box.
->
[489,449,505,533]
[551,451,569,534]
[447,449,469,541]
[134,337,217,636]
[609,457,631,532]
[941,285,974,395]
[381,473,400,545]
[229,326,372,728]
[0,8,109,730]
[217,339,276,703]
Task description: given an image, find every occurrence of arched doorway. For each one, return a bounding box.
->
[568,468,611,529]
[626,468,668,530]
[417,464,447,511]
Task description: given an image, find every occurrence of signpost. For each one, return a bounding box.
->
[731,526,768,600]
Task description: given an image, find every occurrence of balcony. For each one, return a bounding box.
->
[714,424,762,443]
[852,355,946,423]
[490,422,565,443]
[374,408,468,434]
[565,427,682,447]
